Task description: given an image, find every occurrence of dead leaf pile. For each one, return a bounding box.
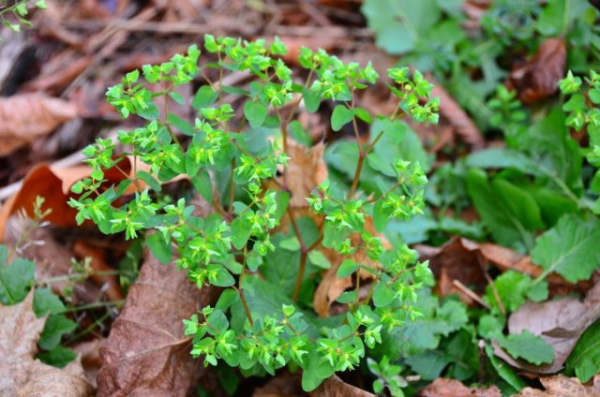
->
[417,378,501,397]
[515,375,600,397]
[0,292,92,396]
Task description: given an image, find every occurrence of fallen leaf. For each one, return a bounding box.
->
[0,94,79,156]
[0,156,151,242]
[430,76,485,149]
[508,38,566,104]
[72,338,104,389]
[416,378,501,397]
[72,240,123,301]
[97,248,218,397]
[310,375,375,397]
[253,371,306,397]
[0,292,93,396]
[494,282,600,374]
[515,375,600,397]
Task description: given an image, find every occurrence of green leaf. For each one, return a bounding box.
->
[303,88,321,113]
[39,314,77,350]
[331,105,354,132]
[531,215,600,283]
[362,0,441,55]
[537,0,590,36]
[337,259,359,278]
[192,85,219,110]
[231,217,252,250]
[466,169,543,252]
[485,345,526,392]
[167,114,195,136]
[192,169,213,203]
[308,250,331,269]
[146,232,172,264]
[168,91,185,105]
[354,107,373,124]
[301,348,335,392]
[33,288,65,317]
[279,237,301,251]
[373,283,395,307]
[0,258,35,305]
[212,267,235,287]
[485,271,532,313]
[37,346,76,368]
[465,148,539,176]
[136,170,162,192]
[244,101,268,128]
[566,319,600,383]
[496,330,555,365]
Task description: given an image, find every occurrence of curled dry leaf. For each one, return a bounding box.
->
[429,76,485,149]
[310,375,375,397]
[0,292,93,396]
[494,282,600,374]
[515,375,600,397]
[97,248,218,397]
[508,38,566,104]
[0,157,149,242]
[0,94,79,156]
[416,378,501,397]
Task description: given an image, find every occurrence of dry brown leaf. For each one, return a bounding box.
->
[253,371,306,397]
[430,77,485,149]
[515,375,600,397]
[493,282,600,374]
[310,375,375,397]
[508,38,566,104]
[97,248,218,397]
[72,338,104,389]
[0,292,93,396]
[0,94,79,156]
[416,378,501,397]
[0,157,152,242]
[72,241,123,301]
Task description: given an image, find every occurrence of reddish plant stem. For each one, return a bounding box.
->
[292,251,307,302]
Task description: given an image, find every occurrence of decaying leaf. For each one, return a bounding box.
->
[97,249,218,397]
[508,38,566,104]
[253,371,306,397]
[0,292,93,396]
[416,378,501,397]
[0,157,151,242]
[515,375,600,397]
[310,375,375,397]
[494,282,600,374]
[0,94,79,156]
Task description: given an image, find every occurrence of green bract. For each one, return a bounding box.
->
[71,36,439,393]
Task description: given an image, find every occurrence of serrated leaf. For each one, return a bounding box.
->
[496,330,554,365]
[531,215,600,283]
[38,314,77,350]
[566,319,600,383]
[331,105,354,132]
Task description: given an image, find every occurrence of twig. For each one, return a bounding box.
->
[452,280,491,310]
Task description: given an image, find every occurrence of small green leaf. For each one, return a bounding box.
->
[303,88,321,113]
[566,319,600,383]
[168,91,186,105]
[373,283,395,307]
[193,85,219,110]
[308,250,331,269]
[231,217,252,250]
[136,171,162,192]
[331,105,354,132]
[192,169,213,203]
[33,289,65,317]
[146,233,172,264]
[37,346,76,368]
[244,101,268,128]
[39,314,77,350]
[496,330,554,365]
[279,237,301,251]
[337,259,359,278]
[354,107,373,124]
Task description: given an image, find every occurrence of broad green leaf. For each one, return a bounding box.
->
[485,345,526,392]
[331,105,354,132]
[566,319,600,383]
[136,170,162,192]
[0,258,35,305]
[192,85,219,110]
[192,169,213,203]
[303,88,321,113]
[466,169,543,252]
[39,314,77,350]
[496,330,555,365]
[537,0,591,36]
[465,148,538,176]
[230,217,252,250]
[244,101,268,128]
[362,0,441,55]
[485,271,532,314]
[531,215,600,283]
[167,113,195,136]
[279,237,301,251]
